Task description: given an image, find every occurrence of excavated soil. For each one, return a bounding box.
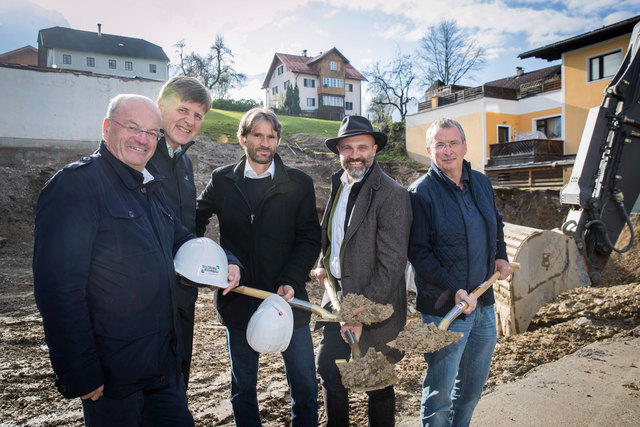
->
[1,135,639,425]
[335,293,394,324]
[337,349,398,392]
[389,320,463,354]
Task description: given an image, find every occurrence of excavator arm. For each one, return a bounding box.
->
[560,22,640,284]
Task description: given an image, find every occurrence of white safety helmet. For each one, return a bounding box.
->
[174,237,229,288]
[247,295,294,353]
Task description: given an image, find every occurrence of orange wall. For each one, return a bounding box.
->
[563,36,629,154]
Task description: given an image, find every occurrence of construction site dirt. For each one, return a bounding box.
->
[1,135,639,426]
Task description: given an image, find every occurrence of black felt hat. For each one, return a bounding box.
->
[325,115,387,154]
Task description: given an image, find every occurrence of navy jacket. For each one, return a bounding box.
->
[149,138,199,310]
[196,154,321,329]
[33,142,193,399]
[408,160,508,316]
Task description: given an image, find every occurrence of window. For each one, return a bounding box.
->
[322,77,344,88]
[322,95,343,107]
[535,116,562,139]
[304,78,315,88]
[588,50,622,82]
[272,86,278,95]
[109,59,116,69]
[498,126,510,143]
[346,83,353,92]
[63,54,71,65]
[149,64,156,73]
[86,57,95,67]
[329,61,337,71]
[307,98,315,107]
[284,80,290,90]
[125,61,133,71]
[277,65,284,75]
[345,102,353,110]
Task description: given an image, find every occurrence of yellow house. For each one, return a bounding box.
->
[406,15,640,187]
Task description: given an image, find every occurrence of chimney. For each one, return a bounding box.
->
[97,23,102,37]
[302,49,307,57]
[516,66,524,76]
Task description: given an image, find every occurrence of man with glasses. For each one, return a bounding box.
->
[408,118,513,426]
[150,76,212,389]
[33,94,240,426]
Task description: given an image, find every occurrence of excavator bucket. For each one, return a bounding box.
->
[493,222,590,336]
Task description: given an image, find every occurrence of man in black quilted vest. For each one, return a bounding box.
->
[408,118,513,426]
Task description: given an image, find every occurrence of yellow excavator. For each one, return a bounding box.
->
[495,22,640,335]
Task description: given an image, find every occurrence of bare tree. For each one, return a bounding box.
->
[416,19,486,86]
[172,35,247,99]
[364,50,417,123]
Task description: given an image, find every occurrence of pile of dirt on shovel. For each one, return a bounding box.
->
[337,293,394,324]
[337,349,398,392]
[390,320,463,353]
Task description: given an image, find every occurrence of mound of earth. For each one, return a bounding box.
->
[337,348,398,392]
[0,136,638,425]
[336,293,394,324]
[390,320,463,353]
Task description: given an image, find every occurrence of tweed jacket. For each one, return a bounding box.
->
[319,161,412,363]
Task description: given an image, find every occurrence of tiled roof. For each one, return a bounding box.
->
[484,65,561,89]
[38,26,169,61]
[262,47,366,88]
[519,15,640,61]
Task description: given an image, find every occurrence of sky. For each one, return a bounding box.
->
[2,0,640,115]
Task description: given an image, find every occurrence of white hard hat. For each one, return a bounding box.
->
[247,295,294,353]
[174,237,229,288]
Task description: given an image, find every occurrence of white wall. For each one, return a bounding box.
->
[48,48,168,81]
[0,66,163,144]
[344,78,362,116]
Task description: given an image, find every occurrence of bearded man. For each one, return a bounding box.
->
[313,115,412,427]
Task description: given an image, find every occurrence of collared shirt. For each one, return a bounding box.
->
[142,168,155,184]
[244,159,275,180]
[442,167,489,287]
[166,142,182,159]
[329,171,364,279]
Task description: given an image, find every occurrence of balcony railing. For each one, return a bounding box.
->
[487,139,564,167]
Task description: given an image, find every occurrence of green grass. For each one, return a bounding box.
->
[199,109,341,144]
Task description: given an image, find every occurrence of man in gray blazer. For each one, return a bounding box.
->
[313,115,412,427]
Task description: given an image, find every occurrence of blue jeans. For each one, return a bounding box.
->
[226,325,318,427]
[420,306,497,427]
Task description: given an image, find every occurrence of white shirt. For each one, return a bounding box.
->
[329,171,363,279]
[166,142,182,159]
[244,160,275,180]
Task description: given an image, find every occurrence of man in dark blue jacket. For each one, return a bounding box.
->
[33,94,240,426]
[150,76,212,388]
[408,118,513,426]
[196,107,321,426]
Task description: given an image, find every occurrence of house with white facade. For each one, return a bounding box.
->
[37,25,169,81]
[262,47,366,120]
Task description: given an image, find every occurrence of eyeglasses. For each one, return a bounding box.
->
[109,118,161,141]
[432,141,462,151]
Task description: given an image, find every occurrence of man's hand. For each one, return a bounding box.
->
[340,322,363,342]
[277,284,295,301]
[221,264,241,295]
[455,289,477,314]
[311,267,327,285]
[81,384,104,401]
[495,258,514,280]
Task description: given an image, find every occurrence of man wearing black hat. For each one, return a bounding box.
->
[313,115,412,426]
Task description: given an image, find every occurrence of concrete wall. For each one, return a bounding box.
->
[0,65,164,166]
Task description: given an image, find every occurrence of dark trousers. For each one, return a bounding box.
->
[226,325,318,426]
[177,283,198,388]
[81,362,194,427]
[316,322,396,427]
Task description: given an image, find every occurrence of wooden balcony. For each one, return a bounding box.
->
[485,139,573,188]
